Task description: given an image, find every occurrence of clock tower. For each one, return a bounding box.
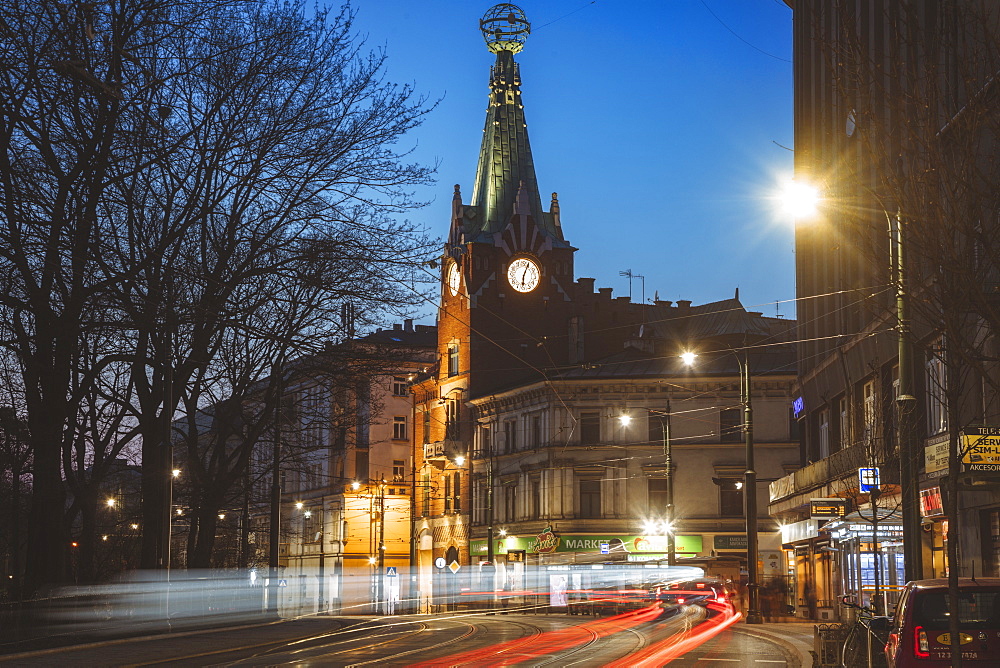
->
[438,3,577,400]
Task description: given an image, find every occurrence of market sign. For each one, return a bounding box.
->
[961,427,1000,474]
[810,498,847,519]
[469,533,702,555]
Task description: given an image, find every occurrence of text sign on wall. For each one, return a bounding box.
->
[962,427,1000,474]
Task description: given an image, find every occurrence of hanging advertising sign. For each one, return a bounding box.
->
[810,498,847,519]
[961,427,1000,474]
[919,487,943,517]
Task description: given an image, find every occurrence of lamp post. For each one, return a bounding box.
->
[785,180,922,583]
[619,404,675,566]
[738,351,763,625]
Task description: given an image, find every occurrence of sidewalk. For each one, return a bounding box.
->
[732,620,815,668]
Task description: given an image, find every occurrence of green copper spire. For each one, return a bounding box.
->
[468,4,560,240]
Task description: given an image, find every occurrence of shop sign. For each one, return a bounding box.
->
[962,427,1000,474]
[470,533,703,555]
[527,525,560,553]
[810,498,847,519]
[792,396,805,418]
[925,439,949,475]
[714,534,747,550]
[919,486,943,517]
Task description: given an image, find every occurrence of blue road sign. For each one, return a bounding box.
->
[386,566,398,577]
[859,467,880,493]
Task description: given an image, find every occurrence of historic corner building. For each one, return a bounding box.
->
[768,0,1000,623]
[411,4,801,612]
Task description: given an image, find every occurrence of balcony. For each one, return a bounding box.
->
[769,445,894,508]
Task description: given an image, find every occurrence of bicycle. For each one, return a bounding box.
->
[840,596,890,668]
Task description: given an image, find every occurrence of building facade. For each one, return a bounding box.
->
[771,0,1000,621]
[412,4,801,615]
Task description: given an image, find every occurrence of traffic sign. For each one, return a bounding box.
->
[386,566,397,577]
[859,467,879,493]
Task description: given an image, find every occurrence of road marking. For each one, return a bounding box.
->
[755,661,786,664]
[696,659,740,662]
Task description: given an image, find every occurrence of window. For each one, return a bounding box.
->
[863,379,877,448]
[504,419,517,453]
[580,411,600,445]
[648,478,668,516]
[445,398,460,440]
[647,414,665,445]
[530,414,542,448]
[503,483,516,521]
[838,396,850,449]
[818,408,830,459]
[392,377,408,397]
[447,343,459,377]
[452,471,461,512]
[421,473,431,516]
[392,416,407,441]
[392,460,405,483]
[579,479,601,518]
[926,341,947,435]
[472,478,485,524]
[719,478,744,516]
[423,410,431,443]
[476,424,491,457]
[444,474,451,513]
[720,407,742,442]
[529,478,541,519]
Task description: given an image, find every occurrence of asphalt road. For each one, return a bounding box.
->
[1,609,795,667]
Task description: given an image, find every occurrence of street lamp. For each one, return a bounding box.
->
[684,347,763,624]
[619,405,676,566]
[786,179,922,585]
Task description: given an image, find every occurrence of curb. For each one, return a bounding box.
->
[731,624,810,668]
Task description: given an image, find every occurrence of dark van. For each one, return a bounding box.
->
[885,578,1000,667]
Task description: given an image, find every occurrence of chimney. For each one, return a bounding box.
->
[578,277,596,293]
[404,319,413,332]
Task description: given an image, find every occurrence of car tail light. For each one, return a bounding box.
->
[914,626,930,658]
[676,597,686,604]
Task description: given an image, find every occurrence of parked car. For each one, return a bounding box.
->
[885,578,1000,667]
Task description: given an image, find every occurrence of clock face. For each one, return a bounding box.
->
[507,257,540,293]
[447,262,461,296]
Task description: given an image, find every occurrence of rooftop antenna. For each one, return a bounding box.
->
[619,269,645,304]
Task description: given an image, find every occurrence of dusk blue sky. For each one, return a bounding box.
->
[352,1,796,321]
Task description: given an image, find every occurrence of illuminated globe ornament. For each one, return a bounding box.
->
[480,4,530,54]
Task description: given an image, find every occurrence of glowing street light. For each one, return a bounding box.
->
[105,498,116,508]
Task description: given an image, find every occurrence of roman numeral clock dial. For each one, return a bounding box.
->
[507,257,540,293]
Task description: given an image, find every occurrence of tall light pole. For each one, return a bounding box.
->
[784,180,922,582]
[678,349,761,623]
[620,404,675,566]
[739,351,762,625]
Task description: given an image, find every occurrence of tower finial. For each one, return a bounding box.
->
[480,4,530,54]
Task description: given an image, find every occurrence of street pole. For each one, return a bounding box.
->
[378,482,386,614]
[894,210,922,582]
[743,355,762,624]
[660,402,675,567]
[268,362,282,616]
